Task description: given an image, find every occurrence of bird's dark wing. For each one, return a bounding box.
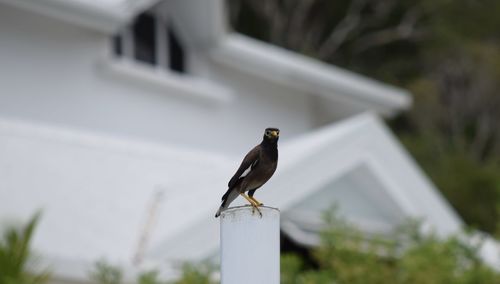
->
[228,145,260,188]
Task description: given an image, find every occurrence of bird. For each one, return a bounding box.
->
[215,128,279,218]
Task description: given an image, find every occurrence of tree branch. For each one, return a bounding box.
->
[286,0,316,51]
[352,6,422,53]
[317,0,369,59]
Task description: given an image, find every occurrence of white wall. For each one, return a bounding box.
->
[0,4,314,155]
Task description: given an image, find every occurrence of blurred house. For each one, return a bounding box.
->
[0,0,496,282]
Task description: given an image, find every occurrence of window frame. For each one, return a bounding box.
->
[113,11,187,74]
[101,10,233,104]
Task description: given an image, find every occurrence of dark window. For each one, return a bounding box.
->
[133,13,156,65]
[112,12,188,74]
[168,25,185,73]
[113,35,122,56]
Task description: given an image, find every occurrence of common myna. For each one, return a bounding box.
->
[215,128,279,218]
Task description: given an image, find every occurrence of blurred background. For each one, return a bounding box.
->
[0,0,499,283]
[227,0,500,235]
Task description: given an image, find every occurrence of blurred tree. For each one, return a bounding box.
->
[401,133,500,233]
[227,0,500,234]
[228,0,431,78]
[0,212,50,284]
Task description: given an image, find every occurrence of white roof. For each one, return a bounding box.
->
[2,113,495,282]
[0,0,225,37]
[210,34,411,116]
[0,0,126,32]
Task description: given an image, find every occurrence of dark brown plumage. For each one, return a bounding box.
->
[215,128,279,217]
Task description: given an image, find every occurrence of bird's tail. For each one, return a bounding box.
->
[215,188,239,218]
[214,206,224,218]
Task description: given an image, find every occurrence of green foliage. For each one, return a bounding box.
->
[138,270,163,284]
[0,212,50,284]
[170,263,216,284]
[313,211,397,284]
[401,133,500,233]
[280,254,306,284]
[279,210,499,284]
[89,261,216,284]
[89,260,123,284]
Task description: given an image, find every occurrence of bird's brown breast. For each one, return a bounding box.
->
[239,160,277,193]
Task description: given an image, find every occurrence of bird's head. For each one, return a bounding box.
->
[264,128,280,141]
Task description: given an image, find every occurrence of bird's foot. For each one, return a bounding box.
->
[248,201,262,217]
[240,193,263,218]
[251,204,263,218]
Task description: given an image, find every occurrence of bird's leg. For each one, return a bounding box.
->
[249,196,263,206]
[252,205,262,218]
[248,189,263,206]
[240,193,258,206]
[240,193,262,217]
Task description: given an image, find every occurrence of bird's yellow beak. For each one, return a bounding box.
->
[271,130,279,137]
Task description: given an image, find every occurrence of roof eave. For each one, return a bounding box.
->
[0,0,228,44]
[0,0,159,33]
[210,34,412,117]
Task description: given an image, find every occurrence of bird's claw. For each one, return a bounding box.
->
[252,207,263,218]
[250,204,263,218]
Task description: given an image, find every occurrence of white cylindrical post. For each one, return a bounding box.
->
[220,206,280,284]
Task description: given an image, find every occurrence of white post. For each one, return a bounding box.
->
[220,206,280,284]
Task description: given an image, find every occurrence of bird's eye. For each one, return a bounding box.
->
[266,131,270,135]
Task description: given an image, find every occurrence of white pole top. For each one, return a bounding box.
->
[220,206,280,284]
